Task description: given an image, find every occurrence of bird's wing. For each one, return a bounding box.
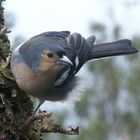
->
[65,33,93,76]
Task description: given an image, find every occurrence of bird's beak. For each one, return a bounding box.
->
[56,56,73,66]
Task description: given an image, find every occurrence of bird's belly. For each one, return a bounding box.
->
[11,62,57,99]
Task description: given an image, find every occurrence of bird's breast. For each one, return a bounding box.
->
[11,61,59,99]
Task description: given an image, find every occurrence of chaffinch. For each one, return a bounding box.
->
[10,31,138,113]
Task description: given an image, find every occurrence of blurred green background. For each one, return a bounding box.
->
[5,0,140,140]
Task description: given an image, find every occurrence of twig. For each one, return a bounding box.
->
[29,111,79,137]
[42,122,79,135]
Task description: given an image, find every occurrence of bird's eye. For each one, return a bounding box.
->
[47,51,53,58]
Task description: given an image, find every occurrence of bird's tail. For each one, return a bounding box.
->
[87,39,138,61]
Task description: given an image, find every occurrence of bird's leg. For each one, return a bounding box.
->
[21,101,43,129]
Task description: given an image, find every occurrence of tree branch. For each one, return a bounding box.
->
[27,111,79,139]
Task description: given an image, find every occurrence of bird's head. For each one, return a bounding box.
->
[38,43,73,72]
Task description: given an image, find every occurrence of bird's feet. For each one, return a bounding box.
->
[20,111,36,129]
[20,110,52,131]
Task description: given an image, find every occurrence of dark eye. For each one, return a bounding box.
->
[47,51,53,58]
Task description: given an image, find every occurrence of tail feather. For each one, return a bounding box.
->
[87,39,138,61]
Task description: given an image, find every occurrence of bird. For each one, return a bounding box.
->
[10,31,138,115]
